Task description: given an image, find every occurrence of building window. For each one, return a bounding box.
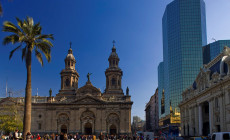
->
[38,123,41,130]
[65,78,70,87]
[112,78,116,86]
[38,115,42,118]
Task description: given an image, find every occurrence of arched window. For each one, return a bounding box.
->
[65,78,70,87]
[112,78,116,86]
[113,60,115,65]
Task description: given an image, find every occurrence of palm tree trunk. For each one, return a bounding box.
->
[23,47,32,140]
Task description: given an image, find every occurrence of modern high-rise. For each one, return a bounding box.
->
[158,0,207,129]
[203,40,230,64]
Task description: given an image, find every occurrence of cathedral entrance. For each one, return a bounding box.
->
[110,124,117,135]
[84,122,92,135]
[61,125,67,133]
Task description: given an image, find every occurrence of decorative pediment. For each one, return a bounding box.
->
[76,84,101,96]
[71,95,105,104]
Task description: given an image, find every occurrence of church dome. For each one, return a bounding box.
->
[109,46,119,59]
[65,48,76,61]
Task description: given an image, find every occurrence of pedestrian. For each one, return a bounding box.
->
[60,133,64,140]
[13,129,20,140]
[63,134,68,140]
[99,132,104,140]
[26,132,32,140]
[36,134,41,140]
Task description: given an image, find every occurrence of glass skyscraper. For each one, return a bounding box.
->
[158,0,207,122]
[203,40,230,64]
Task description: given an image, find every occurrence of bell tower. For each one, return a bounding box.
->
[105,41,123,95]
[59,43,80,95]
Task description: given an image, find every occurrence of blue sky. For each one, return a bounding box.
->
[0,0,230,120]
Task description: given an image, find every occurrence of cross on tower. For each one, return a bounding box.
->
[112,40,116,46]
[70,42,72,48]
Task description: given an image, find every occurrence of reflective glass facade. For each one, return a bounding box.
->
[203,40,230,64]
[159,0,207,119]
[158,62,165,118]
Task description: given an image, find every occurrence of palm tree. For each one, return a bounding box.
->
[2,17,54,139]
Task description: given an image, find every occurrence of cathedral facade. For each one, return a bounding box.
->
[0,44,132,136]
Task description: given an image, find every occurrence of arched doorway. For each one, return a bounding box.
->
[61,125,67,133]
[84,122,92,135]
[110,124,117,135]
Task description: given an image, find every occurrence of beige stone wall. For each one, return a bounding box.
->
[30,103,132,135]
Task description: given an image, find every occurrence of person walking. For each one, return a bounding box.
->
[26,132,32,140]
[99,132,104,140]
[13,130,20,140]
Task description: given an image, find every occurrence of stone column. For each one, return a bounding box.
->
[219,95,224,131]
[189,107,193,136]
[209,99,213,134]
[194,106,199,136]
[199,104,203,136]
[184,108,187,136]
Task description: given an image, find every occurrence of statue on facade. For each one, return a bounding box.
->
[223,46,230,56]
[126,86,129,95]
[87,73,92,82]
[49,88,52,97]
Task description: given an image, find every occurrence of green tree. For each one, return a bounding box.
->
[0,103,23,135]
[2,17,54,139]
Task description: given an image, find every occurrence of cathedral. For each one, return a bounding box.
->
[29,43,133,135]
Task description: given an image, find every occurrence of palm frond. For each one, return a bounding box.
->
[16,17,23,29]
[32,22,41,36]
[36,34,54,40]
[35,49,43,66]
[3,34,19,45]
[41,39,53,47]
[26,17,34,27]
[2,21,22,34]
[35,42,51,62]
[9,45,22,60]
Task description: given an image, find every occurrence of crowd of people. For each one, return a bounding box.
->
[4,130,144,140]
